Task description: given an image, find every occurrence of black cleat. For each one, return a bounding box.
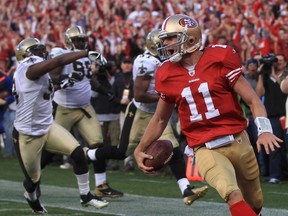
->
[80,192,109,208]
[24,192,48,214]
[95,181,124,198]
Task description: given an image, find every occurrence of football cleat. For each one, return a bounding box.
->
[24,192,48,214]
[80,192,109,209]
[268,178,280,184]
[183,185,208,205]
[95,181,124,198]
[124,157,135,172]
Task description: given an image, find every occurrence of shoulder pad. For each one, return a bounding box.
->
[134,54,160,77]
[50,47,67,58]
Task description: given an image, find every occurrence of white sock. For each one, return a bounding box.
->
[75,172,90,195]
[87,149,97,161]
[95,172,106,187]
[177,178,190,195]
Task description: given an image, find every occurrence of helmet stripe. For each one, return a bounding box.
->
[77,26,84,34]
[162,16,171,30]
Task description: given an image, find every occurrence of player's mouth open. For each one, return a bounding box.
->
[167,49,174,55]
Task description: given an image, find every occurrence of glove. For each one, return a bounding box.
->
[59,72,83,89]
[88,51,107,66]
[67,71,84,82]
[59,78,74,89]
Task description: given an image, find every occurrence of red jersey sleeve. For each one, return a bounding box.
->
[214,45,243,88]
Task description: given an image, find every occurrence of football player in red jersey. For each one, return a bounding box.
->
[134,14,282,216]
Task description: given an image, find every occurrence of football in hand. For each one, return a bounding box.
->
[143,140,174,171]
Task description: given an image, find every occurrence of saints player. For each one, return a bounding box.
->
[13,38,109,214]
[49,26,124,198]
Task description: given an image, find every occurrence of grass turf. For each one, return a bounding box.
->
[0,155,287,215]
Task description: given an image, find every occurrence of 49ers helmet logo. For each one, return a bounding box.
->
[179,18,197,28]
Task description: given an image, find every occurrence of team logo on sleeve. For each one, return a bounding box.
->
[179,18,198,28]
[138,64,147,74]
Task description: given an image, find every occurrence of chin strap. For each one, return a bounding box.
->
[170,53,183,63]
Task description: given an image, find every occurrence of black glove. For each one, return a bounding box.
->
[59,72,83,89]
[59,79,74,89]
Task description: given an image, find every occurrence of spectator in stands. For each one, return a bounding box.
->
[241,58,268,175]
[256,53,288,184]
[91,61,121,171]
[112,56,134,129]
[0,70,14,154]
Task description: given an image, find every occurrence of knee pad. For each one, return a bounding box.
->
[70,146,86,163]
[70,146,88,174]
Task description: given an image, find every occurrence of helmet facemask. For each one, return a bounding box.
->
[157,31,188,62]
[27,44,48,59]
[70,36,88,50]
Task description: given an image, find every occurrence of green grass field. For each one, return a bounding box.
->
[0,156,288,215]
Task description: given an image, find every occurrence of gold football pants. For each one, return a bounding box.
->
[54,104,103,145]
[194,131,263,210]
[14,122,79,183]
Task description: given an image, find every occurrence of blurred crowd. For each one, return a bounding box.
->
[0,0,288,72]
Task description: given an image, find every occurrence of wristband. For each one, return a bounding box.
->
[254,117,273,136]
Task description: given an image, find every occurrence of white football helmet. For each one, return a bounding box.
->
[15,38,47,62]
[65,26,88,50]
[157,14,202,62]
[145,29,161,56]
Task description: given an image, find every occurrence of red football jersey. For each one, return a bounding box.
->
[155,45,247,147]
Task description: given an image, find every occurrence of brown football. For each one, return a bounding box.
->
[143,140,174,171]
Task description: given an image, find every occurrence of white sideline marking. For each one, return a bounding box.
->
[0,180,288,216]
[271,191,288,196]
[129,178,170,184]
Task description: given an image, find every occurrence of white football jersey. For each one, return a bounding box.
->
[132,51,161,113]
[13,56,54,136]
[51,48,92,108]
